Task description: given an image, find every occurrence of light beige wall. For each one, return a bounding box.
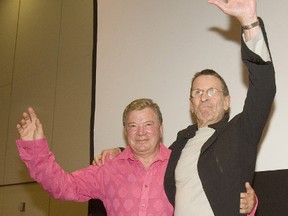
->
[0,0,93,215]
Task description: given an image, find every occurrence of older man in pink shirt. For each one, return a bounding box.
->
[17,99,174,215]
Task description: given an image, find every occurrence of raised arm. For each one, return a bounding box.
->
[16,108,102,202]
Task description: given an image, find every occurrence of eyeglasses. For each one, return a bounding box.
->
[191,88,223,98]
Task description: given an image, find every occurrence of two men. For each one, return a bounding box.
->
[95,0,276,215]
[17,98,256,215]
[17,0,275,215]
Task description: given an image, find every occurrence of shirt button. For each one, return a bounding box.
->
[142,204,145,207]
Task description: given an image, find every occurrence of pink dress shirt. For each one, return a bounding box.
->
[16,138,173,216]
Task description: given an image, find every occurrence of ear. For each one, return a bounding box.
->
[190,98,194,113]
[159,125,164,137]
[124,127,127,137]
[223,95,231,111]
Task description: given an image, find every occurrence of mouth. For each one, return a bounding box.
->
[200,105,212,109]
[136,138,148,143]
[199,102,212,108]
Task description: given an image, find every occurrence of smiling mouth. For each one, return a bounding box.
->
[136,139,148,143]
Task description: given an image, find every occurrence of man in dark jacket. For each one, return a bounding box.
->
[164,0,276,215]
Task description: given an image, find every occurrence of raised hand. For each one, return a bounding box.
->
[208,0,260,41]
[16,107,44,141]
[208,0,257,25]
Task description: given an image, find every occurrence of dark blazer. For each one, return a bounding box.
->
[164,18,276,216]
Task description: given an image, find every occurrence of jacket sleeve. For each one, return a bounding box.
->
[241,17,276,141]
[239,17,276,192]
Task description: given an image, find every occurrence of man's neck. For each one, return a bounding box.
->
[135,147,160,169]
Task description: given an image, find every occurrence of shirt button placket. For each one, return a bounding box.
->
[139,172,151,216]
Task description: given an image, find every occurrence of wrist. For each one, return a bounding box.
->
[242,19,259,31]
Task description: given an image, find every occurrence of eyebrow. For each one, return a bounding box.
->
[127,120,155,125]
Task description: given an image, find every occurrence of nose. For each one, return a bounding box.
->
[137,125,146,136]
[200,91,209,101]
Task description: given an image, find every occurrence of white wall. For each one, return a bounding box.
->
[94,0,288,172]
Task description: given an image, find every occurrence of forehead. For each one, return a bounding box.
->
[127,107,158,122]
[193,75,222,89]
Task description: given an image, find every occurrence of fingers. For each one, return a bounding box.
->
[16,113,30,134]
[93,150,109,166]
[239,194,248,213]
[16,107,44,140]
[93,154,105,166]
[239,182,256,214]
[208,0,226,9]
[240,193,249,214]
[16,123,24,134]
[92,148,122,166]
[27,107,38,123]
[23,111,31,121]
[19,107,37,127]
[245,181,254,193]
[34,118,44,140]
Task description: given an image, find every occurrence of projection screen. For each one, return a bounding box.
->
[93,0,288,172]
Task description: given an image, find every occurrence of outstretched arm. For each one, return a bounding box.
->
[208,0,260,41]
[16,107,44,140]
[16,107,102,201]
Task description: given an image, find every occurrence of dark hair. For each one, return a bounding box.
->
[122,98,163,127]
[190,69,230,98]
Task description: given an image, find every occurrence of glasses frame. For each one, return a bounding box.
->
[191,87,223,98]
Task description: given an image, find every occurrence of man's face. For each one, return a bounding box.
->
[125,107,163,158]
[190,75,230,127]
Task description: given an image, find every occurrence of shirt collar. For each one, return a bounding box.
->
[208,112,230,130]
[183,112,230,139]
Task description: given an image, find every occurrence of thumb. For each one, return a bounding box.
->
[34,118,44,139]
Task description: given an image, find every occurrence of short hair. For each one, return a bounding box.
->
[122,98,163,127]
[190,69,230,98]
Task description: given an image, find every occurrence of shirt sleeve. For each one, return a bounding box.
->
[16,138,104,201]
[243,30,271,62]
